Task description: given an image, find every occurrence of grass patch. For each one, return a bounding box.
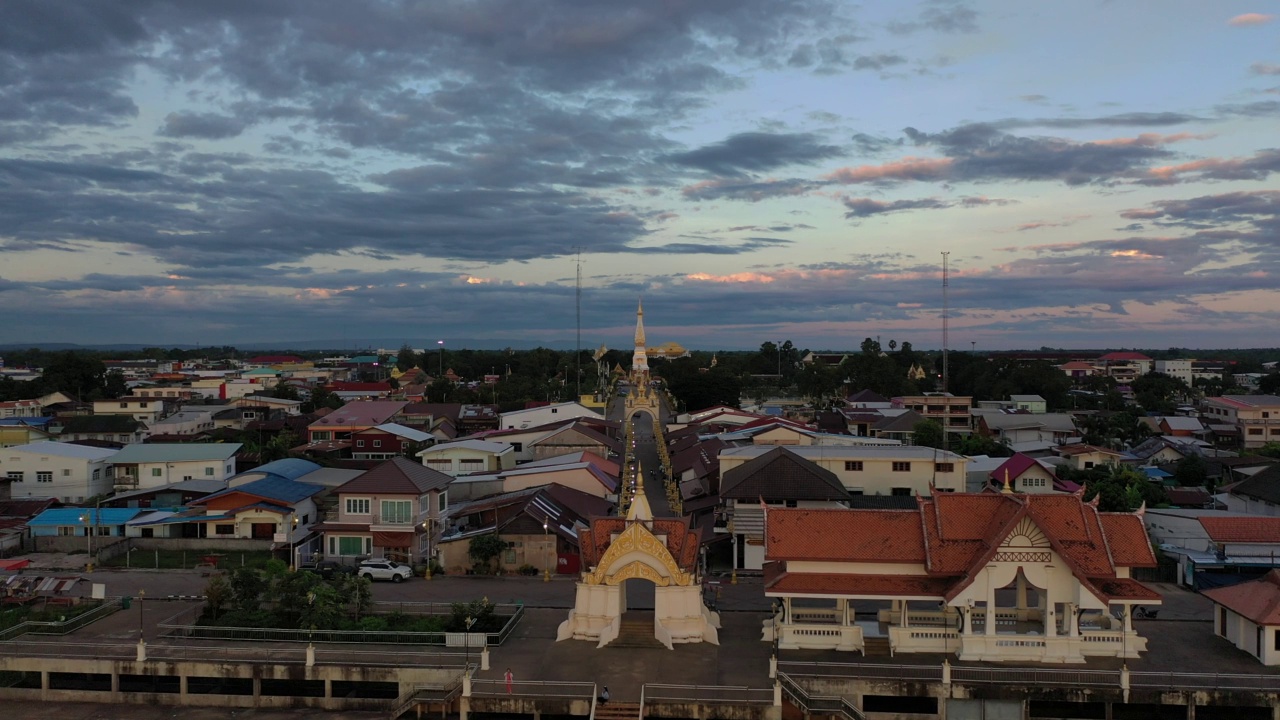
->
[0,600,105,631]
[100,549,276,570]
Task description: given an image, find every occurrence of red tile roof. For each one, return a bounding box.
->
[1203,570,1280,625]
[1098,352,1151,361]
[1085,577,1162,602]
[766,492,1159,603]
[334,456,452,495]
[766,508,925,563]
[989,454,1055,483]
[766,570,952,598]
[1198,516,1280,544]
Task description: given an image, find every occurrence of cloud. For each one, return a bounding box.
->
[1252,63,1280,76]
[852,54,907,71]
[824,156,953,184]
[1141,149,1280,185]
[1228,13,1274,26]
[680,177,819,202]
[667,132,843,176]
[840,195,1012,218]
[888,1,979,35]
[158,112,247,139]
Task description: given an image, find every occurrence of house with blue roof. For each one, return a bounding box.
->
[29,507,147,538]
[148,475,329,558]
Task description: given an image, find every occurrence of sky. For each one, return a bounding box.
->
[1,1,1278,352]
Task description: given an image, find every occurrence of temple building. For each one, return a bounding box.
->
[631,299,649,376]
[762,490,1161,663]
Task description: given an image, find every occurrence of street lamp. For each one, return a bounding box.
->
[79,512,92,569]
[437,340,445,377]
[290,515,300,570]
[423,519,433,581]
[138,588,145,639]
[463,615,476,677]
[543,516,552,583]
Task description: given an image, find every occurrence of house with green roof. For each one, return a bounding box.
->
[109,443,242,492]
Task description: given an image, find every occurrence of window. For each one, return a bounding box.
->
[438,492,448,513]
[92,469,101,480]
[205,467,215,476]
[891,487,912,496]
[459,458,483,467]
[1249,428,1264,436]
[6,471,23,482]
[331,536,371,556]
[345,498,371,515]
[356,440,365,447]
[373,440,382,448]
[312,431,331,441]
[151,468,163,477]
[58,526,77,536]
[426,459,451,469]
[215,524,235,535]
[62,469,71,476]
[380,499,413,524]
[118,434,129,442]
[511,442,523,452]
[892,462,911,472]
[1084,461,1095,469]
[844,461,864,471]
[934,463,954,473]
[36,471,52,483]
[120,402,128,408]
[551,408,558,414]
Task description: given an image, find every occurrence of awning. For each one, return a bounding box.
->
[373,531,413,548]
[0,558,31,572]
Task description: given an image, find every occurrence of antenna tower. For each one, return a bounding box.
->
[941,251,950,395]
[575,248,582,398]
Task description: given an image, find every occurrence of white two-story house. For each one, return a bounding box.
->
[108,443,241,492]
[1,441,118,503]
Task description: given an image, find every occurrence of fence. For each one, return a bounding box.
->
[470,679,596,699]
[1,640,473,667]
[158,601,525,646]
[780,661,1280,694]
[640,684,774,704]
[0,599,119,642]
[777,672,865,720]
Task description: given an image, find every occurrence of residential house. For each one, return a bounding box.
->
[989,454,1078,494]
[226,395,303,416]
[108,443,241,492]
[1010,395,1048,414]
[1054,444,1126,471]
[437,483,611,575]
[417,439,516,477]
[1225,465,1280,517]
[93,397,168,425]
[719,445,968,497]
[1203,395,1280,450]
[103,478,227,510]
[314,457,453,565]
[149,407,218,438]
[0,419,55,448]
[178,476,325,557]
[451,452,620,502]
[1158,416,1206,437]
[0,400,42,419]
[717,446,853,571]
[763,492,1160,661]
[1203,570,1280,665]
[1144,510,1280,586]
[350,423,432,461]
[1059,360,1100,380]
[1126,436,1208,466]
[844,389,892,409]
[28,507,145,541]
[306,400,408,443]
[977,413,1078,452]
[0,441,117,503]
[1097,352,1153,382]
[327,381,394,401]
[499,401,602,430]
[528,419,621,461]
[50,415,148,445]
[891,393,973,434]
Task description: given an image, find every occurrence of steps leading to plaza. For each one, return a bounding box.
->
[594,701,641,720]
[863,636,892,656]
[606,613,667,649]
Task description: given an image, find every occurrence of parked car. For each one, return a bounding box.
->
[300,560,357,580]
[357,559,413,582]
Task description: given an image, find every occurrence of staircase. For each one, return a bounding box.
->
[863,637,891,657]
[594,701,641,720]
[607,613,666,649]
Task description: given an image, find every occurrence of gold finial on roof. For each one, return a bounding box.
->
[1001,468,1012,494]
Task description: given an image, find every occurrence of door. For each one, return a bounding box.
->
[251,523,275,539]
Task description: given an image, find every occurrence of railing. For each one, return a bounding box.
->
[951,667,1120,687]
[0,599,118,642]
[779,661,943,682]
[777,672,865,720]
[388,679,463,719]
[158,602,524,646]
[470,679,596,699]
[2,640,472,667]
[1130,672,1280,692]
[640,684,773,704]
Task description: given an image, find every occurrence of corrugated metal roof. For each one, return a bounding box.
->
[108,443,242,463]
[5,441,118,460]
[30,508,146,526]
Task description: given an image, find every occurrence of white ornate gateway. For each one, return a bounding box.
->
[555,478,719,648]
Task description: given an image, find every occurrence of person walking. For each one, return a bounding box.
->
[505,668,514,694]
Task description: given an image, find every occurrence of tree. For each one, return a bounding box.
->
[1172,454,1208,488]
[102,370,129,399]
[795,361,841,406]
[468,534,507,574]
[41,351,108,399]
[953,433,1013,457]
[1079,465,1167,512]
[396,344,419,372]
[912,419,945,449]
[204,574,232,620]
[1260,373,1280,396]
[229,566,267,612]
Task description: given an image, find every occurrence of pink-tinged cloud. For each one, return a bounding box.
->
[464,276,493,284]
[823,156,953,184]
[1252,63,1280,75]
[1092,132,1210,147]
[686,272,777,284]
[1110,249,1162,260]
[1228,13,1274,26]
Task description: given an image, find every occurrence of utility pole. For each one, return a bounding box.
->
[941,251,950,395]
[575,248,582,399]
